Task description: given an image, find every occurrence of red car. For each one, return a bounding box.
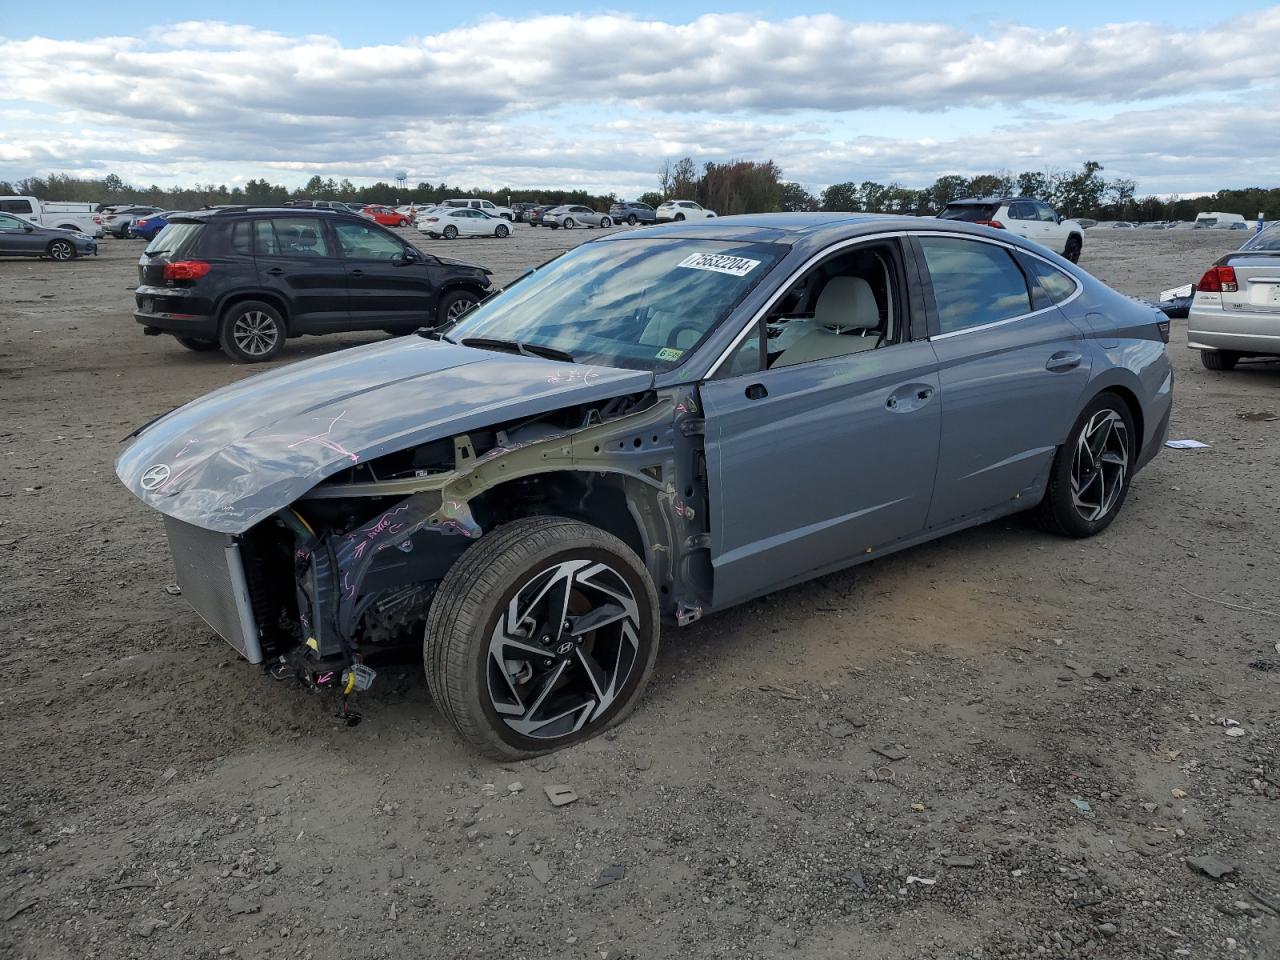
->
[361,205,411,227]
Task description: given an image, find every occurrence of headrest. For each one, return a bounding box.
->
[814,276,880,331]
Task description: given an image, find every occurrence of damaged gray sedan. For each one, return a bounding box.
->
[117,213,1173,757]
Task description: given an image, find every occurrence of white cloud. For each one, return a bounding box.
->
[1,12,1278,195]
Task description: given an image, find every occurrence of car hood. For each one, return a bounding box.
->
[116,338,654,534]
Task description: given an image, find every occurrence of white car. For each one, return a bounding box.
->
[442,198,513,221]
[939,197,1084,263]
[656,200,717,222]
[418,207,514,240]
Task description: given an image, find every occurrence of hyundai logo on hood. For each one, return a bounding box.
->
[140,463,171,490]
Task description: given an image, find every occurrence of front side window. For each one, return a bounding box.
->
[1034,202,1059,223]
[334,221,405,259]
[256,218,331,258]
[445,238,785,372]
[919,236,1031,334]
[0,213,25,229]
[1241,224,1280,252]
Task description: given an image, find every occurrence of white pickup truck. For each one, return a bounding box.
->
[0,197,104,238]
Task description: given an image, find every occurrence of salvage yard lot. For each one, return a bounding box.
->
[2,228,1277,959]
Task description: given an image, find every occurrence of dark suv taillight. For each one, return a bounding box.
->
[164,260,212,281]
[975,219,1005,229]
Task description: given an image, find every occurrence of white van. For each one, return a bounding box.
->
[1195,211,1246,229]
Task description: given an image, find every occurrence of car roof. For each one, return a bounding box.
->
[598,211,1058,251]
[945,196,1042,205]
[168,207,361,222]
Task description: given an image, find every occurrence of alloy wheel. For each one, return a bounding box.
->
[1070,409,1128,522]
[446,296,476,320]
[49,241,73,260]
[231,311,280,357]
[486,559,642,741]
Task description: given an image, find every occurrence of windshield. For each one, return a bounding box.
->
[445,238,786,372]
[1240,224,1280,252]
[145,222,203,256]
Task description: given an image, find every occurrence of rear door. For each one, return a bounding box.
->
[252,216,350,332]
[1005,201,1039,244]
[331,217,434,328]
[912,233,1091,527]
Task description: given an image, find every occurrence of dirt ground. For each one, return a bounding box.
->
[2,225,1277,960]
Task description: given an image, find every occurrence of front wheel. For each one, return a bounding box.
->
[47,239,75,261]
[495,224,510,238]
[674,213,685,221]
[424,516,660,758]
[219,301,286,363]
[1064,235,1082,263]
[437,288,478,324]
[1200,349,1239,371]
[1034,392,1134,538]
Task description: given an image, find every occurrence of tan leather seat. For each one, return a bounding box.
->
[774,276,881,366]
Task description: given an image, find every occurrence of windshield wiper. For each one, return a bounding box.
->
[459,337,575,363]
[417,328,458,343]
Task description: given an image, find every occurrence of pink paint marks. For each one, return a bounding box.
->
[287,410,360,463]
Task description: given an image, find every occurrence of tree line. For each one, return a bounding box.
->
[3,164,1278,223]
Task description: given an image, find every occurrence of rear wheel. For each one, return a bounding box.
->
[47,239,75,261]
[176,337,218,352]
[627,214,638,225]
[1064,235,1082,263]
[398,218,410,227]
[443,225,458,240]
[562,218,576,229]
[600,217,612,228]
[1034,392,1134,538]
[424,516,660,759]
[219,300,286,363]
[1200,349,1239,371]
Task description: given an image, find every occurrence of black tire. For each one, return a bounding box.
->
[443,225,458,240]
[1064,235,1082,263]
[424,516,660,758]
[562,218,576,229]
[627,214,638,225]
[398,218,410,227]
[674,213,685,221]
[600,217,612,228]
[219,300,286,363]
[495,223,510,238]
[1034,391,1135,538]
[1200,349,1239,371]
[176,336,219,352]
[47,239,75,261]
[437,288,478,325]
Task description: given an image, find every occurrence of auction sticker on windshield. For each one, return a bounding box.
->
[677,253,761,277]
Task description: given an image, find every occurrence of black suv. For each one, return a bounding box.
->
[134,207,492,362]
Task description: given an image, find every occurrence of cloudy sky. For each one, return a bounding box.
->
[2,1,1278,197]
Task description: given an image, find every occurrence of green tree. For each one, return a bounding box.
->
[820,182,859,211]
[780,181,818,212]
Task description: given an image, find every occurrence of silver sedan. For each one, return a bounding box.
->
[1187,223,1280,370]
[541,204,612,229]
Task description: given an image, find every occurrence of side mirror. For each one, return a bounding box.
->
[397,248,421,266]
[23,224,34,232]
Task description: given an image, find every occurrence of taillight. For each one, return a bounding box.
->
[136,220,148,227]
[93,215,102,223]
[1196,265,1237,293]
[976,219,1005,229]
[163,260,212,281]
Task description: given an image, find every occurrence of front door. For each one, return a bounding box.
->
[0,213,41,254]
[912,234,1092,527]
[331,219,435,328]
[700,238,941,609]
[251,217,350,332]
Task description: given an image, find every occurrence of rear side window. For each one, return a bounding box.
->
[1,199,34,214]
[1018,253,1078,305]
[1008,202,1035,220]
[919,236,1031,334]
[255,218,331,257]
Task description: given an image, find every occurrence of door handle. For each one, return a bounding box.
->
[350,269,365,277]
[1045,351,1082,371]
[265,267,284,276]
[744,383,768,400]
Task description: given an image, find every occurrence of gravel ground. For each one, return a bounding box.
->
[2,225,1278,960]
